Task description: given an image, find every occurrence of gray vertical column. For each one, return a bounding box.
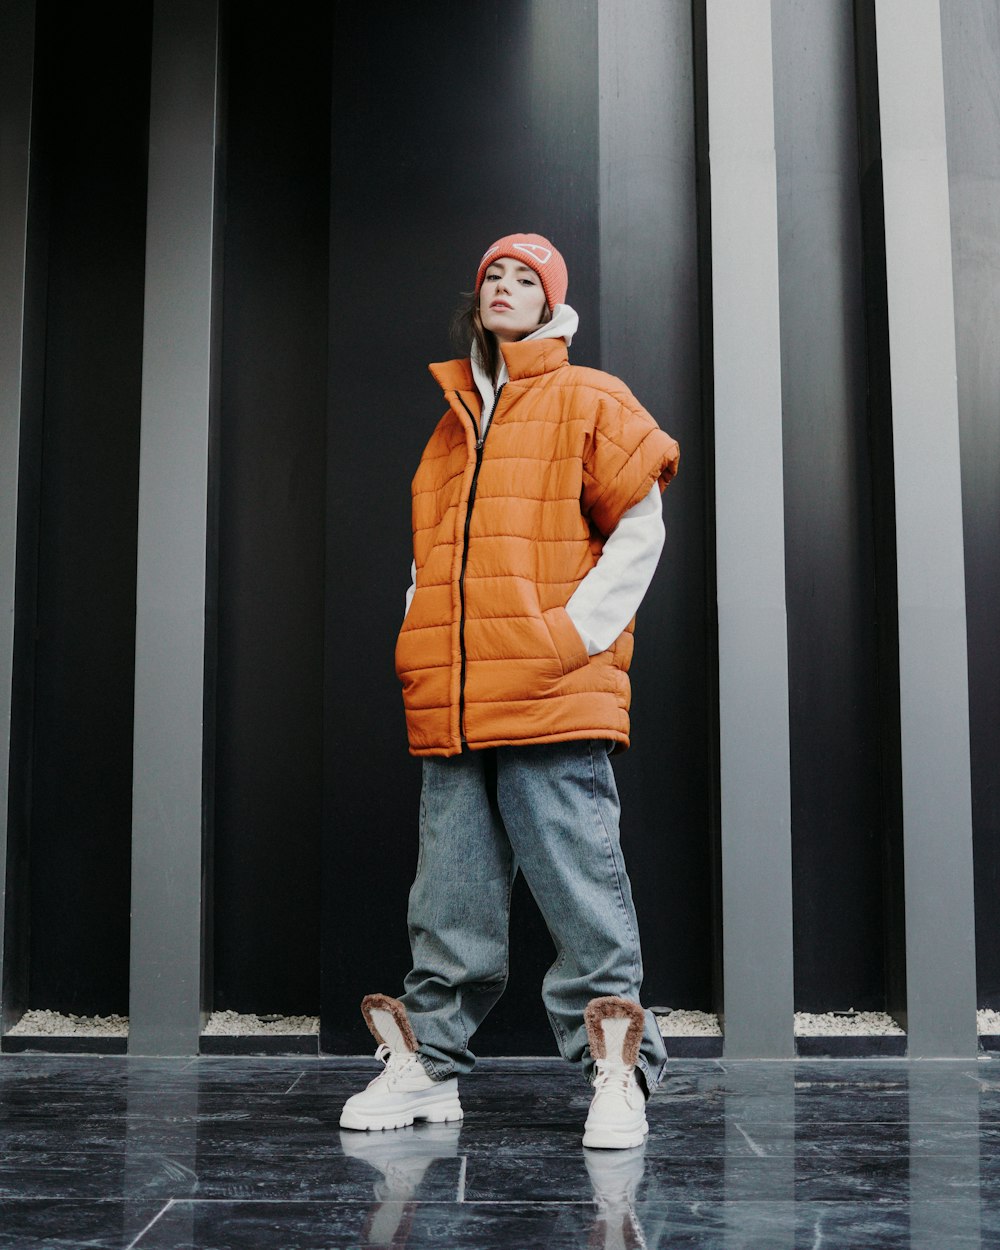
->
[705,0,794,1057]
[0,0,35,1035]
[873,0,977,1057]
[129,0,221,1055]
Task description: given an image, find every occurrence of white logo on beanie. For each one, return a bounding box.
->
[513,242,552,264]
[480,241,553,267]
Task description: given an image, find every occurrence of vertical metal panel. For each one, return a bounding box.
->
[597,1,714,1010]
[705,0,794,1057]
[18,1,150,1020]
[939,1,1000,1010]
[772,0,888,1011]
[852,0,909,1030]
[212,2,328,1016]
[323,0,601,1055]
[129,0,221,1055]
[0,0,35,1034]
[873,0,977,1057]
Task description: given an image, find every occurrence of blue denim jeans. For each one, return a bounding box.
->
[398,741,668,1092]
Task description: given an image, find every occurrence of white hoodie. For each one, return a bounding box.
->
[405,304,664,656]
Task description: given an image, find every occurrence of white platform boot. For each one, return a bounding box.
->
[582,996,650,1150]
[339,994,463,1132]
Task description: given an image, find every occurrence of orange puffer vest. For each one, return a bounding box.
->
[395,338,680,757]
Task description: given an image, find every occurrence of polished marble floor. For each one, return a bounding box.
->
[0,1051,997,1248]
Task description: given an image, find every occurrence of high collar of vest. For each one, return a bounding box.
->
[429,337,570,394]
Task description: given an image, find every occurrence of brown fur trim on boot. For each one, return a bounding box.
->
[360,993,419,1052]
[584,996,645,1066]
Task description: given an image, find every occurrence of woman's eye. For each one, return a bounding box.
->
[519,278,535,286]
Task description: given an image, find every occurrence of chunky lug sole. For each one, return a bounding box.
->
[339,1084,464,1132]
[582,1115,649,1150]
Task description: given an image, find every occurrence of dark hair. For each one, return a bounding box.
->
[450,288,552,385]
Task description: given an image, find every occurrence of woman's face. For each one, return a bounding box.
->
[479,258,548,342]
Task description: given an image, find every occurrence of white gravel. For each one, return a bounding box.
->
[5,1009,321,1037]
[203,1011,319,1035]
[656,1010,722,1037]
[7,1009,128,1037]
[794,1010,904,1035]
[8,1007,998,1039]
[656,1009,907,1037]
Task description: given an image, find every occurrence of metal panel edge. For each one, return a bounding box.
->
[0,0,36,1041]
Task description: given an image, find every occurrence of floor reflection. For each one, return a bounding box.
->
[583,1143,649,1249]
[340,1123,463,1246]
[909,1066,982,1250]
[0,1053,994,1247]
[339,1120,651,1249]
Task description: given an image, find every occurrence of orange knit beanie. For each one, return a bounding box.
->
[475,233,568,310]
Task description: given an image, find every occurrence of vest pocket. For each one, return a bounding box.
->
[394,622,414,679]
[541,606,590,677]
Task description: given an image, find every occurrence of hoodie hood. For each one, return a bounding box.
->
[471,303,579,426]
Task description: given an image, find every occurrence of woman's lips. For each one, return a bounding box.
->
[490,300,512,310]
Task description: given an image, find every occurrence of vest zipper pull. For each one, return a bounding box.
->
[477,382,504,452]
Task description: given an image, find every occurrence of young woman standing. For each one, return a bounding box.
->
[340,234,680,1149]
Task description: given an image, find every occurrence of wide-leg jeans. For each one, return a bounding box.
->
[398,740,668,1093]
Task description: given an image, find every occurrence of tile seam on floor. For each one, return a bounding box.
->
[135,1197,601,1206]
[125,1198,173,1249]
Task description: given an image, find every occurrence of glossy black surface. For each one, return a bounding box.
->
[323,0,604,1057]
[772,0,894,1015]
[940,0,1000,1011]
[596,0,714,1016]
[211,0,329,1016]
[9,0,153,1021]
[1,1054,997,1247]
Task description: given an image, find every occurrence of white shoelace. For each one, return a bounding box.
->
[371,1043,427,1090]
[592,1059,638,1103]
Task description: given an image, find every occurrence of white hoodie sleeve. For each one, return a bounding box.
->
[404,559,416,620]
[564,481,664,655]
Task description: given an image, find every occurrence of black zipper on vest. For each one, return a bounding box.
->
[456,384,505,745]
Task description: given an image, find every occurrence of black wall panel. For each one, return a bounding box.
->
[4,7,49,1032]
[689,0,724,1022]
[773,0,890,1012]
[323,0,602,1053]
[12,0,152,1014]
[11,0,981,1042]
[852,0,907,1026]
[598,1,714,1011]
[210,2,331,1013]
[941,2,1000,1008]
